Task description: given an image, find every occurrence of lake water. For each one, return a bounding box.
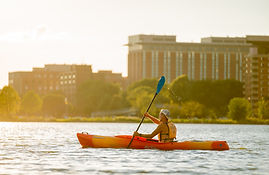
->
[0,122,268,175]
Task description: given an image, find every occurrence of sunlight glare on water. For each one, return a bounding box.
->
[0,122,268,174]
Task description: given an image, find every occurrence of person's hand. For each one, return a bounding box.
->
[133,131,140,136]
[144,112,150,118]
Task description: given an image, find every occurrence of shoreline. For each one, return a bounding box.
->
[1,116,269,125]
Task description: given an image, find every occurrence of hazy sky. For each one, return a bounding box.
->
[0,0,269,87]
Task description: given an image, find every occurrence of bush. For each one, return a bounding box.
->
[228,98,251,121]
[179,101,207,119]
[257,98,269,119]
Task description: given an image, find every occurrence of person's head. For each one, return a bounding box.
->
[159,109,170,121]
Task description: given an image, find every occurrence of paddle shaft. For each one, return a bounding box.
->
[127,93,157,148]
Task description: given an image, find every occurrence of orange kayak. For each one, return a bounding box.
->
[77,133,229,151]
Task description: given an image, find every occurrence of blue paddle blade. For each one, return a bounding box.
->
[156,76,165,94]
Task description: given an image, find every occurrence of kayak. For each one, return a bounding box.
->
[77,133,229,151]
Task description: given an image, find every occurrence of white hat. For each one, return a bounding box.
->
[160,109,170,119]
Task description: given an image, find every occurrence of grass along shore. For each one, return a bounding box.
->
[0,115,269,124]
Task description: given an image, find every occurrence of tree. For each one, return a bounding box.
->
[128,78,158,92]
[21,91,42,115]
[191,79,243,116]
[76,80,122,115]
[170,77,244,117]
[258,98,269,119]
[42,93,65,117]
[179,101,207,119]
[228,98,251,121]
[127,82,170,116]
[0,86,20,116]
[169,75,191,103]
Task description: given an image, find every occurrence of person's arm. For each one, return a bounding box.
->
[134,124,163,139]
[144,112,160,124]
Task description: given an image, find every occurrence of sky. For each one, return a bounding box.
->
[0,0,269,88]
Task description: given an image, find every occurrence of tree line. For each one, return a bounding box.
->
[0,75,268,121]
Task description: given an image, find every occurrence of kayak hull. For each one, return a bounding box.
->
[77,133,229,151]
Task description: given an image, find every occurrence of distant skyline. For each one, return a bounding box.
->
[1,0,269,88]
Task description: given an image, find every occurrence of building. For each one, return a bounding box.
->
[9,64,127,103]
[9,68,60,96]
[127,34,251,83]
[58,64,92,102]
[243,35,269,107]
[92,70,127,90]
[9,64,92,103]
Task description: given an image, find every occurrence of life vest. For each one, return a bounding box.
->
[158,122,177,142]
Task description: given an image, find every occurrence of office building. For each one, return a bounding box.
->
[127,34,251,83]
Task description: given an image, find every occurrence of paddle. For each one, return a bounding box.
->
[127,76,165,148]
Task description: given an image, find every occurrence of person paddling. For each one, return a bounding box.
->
[133,109,177,143]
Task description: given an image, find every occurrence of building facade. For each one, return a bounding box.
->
[243,35,269,107]
[9,64,127,103]
[9,68,61,96]
[92,70,127,90]
[9,64,92,103]
[127,34,251,83]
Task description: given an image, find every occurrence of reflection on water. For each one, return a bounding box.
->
[0,122,269,174]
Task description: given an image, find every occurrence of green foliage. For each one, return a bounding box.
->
[76,80,122,115]
[0,86,20,116]
[179,101,207,119]
[169,75,190,103]
[228,98,251,121]
[42,93,65,117]
[128,78,158,92]
[127,78,170,116]
[127,86,157,115]
[170,76,243,116]
[258,98,269,119]
[21,91,42,115]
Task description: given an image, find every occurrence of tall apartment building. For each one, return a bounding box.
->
[243,35,269,107]
[127,34,251,83]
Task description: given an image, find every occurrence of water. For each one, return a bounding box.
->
[0,122,268,175]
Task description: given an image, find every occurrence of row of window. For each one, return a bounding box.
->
[34,74,56,78]
[24,86,60,91]
[60,74,76,80]
[142,45,249,52]
[60,80,76,85]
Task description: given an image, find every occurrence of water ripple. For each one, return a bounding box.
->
[0,122,268,174]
